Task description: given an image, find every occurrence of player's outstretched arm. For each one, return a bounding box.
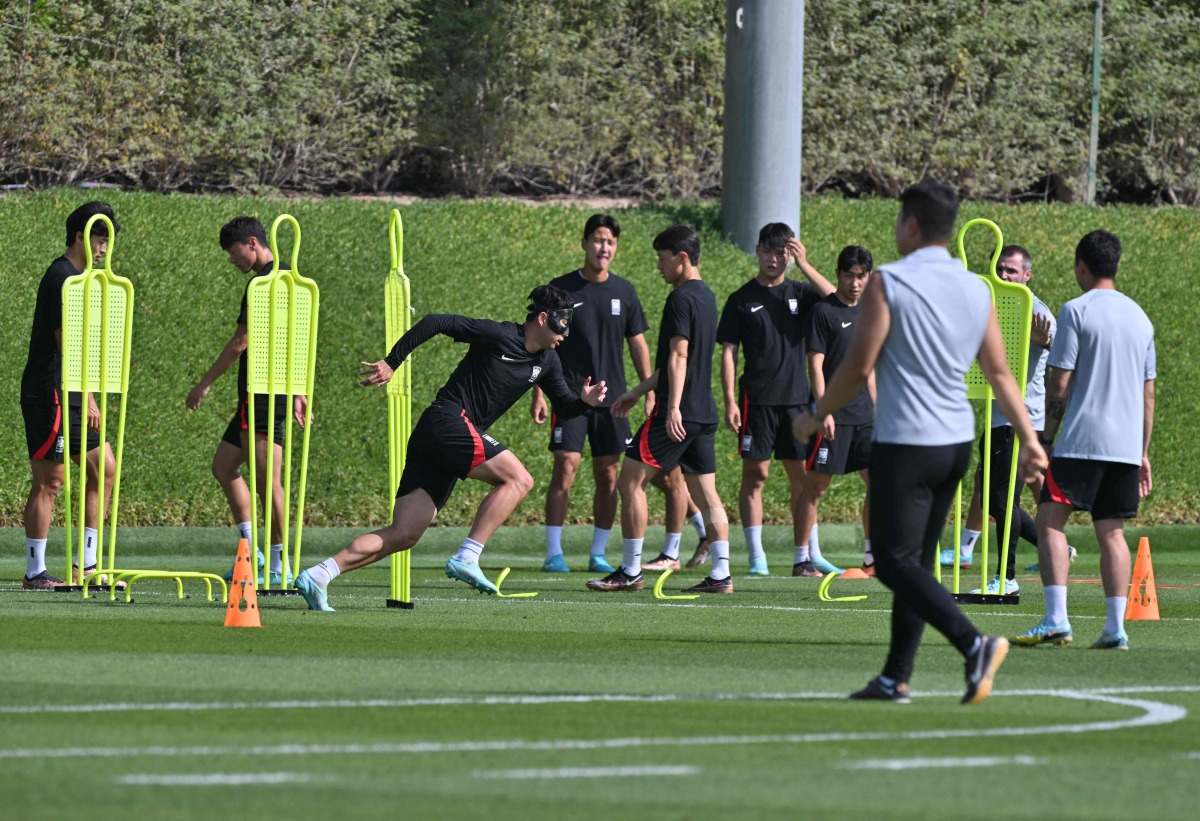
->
[538,356,604,419]
[628,333,655,416]
[978,306,1048,483]
[187,324,248,409]
[612,369,659,418]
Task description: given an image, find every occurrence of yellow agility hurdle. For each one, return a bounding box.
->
[385,209,415,610]
[943,218,1034,604]
[60,214,226,602]
[244,215,319,596]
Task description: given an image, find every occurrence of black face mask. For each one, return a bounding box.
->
[530,304,572,337]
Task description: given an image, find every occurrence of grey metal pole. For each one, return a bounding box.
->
[1086,0,1103,206]
[720,0,805,253]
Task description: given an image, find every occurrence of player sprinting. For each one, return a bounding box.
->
[795,180,1046,704]
[186,217,307,585]
[295,286,606,610]
[1013,231,1155,650]
[20,202,119,590]
[796,246,875,576]
[588,226,734,594]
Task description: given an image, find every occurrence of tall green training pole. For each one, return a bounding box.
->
[244,214,319,596]
[946,218,1034,604]
[385,209,415,610]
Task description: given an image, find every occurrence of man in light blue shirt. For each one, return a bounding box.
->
[1014,230,1156,651]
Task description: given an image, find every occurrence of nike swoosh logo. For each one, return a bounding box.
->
[750,305,764,313]
[841,321,853,328]
[573,302,584,308]
[500,355,518,361]
[625,438,633,445]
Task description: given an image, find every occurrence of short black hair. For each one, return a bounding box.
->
[583,214,620,242]
[756,222,795,250]
[219,216,268,251]
[653,225,701,265]
[526,284,574,321]
[1075,230,1121,279]
[898,179,959,242]
[65,201,119,248]
[837,245,873,272]
[999,244,1032,271]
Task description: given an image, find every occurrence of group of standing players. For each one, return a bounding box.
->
[21,179,1155,704]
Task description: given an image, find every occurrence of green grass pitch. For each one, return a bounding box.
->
[2,525,1198,820]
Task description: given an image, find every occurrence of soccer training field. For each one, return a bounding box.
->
[3,524,1198,820]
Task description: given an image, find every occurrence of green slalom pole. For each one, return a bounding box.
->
[386,208,415,610]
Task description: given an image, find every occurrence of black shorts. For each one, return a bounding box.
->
[736,399,805,461]
[806,423,873,475]
[397,407,508,509]
[22,390,101,462]
[221,394,289,448]
[1041,456,1140,520]
[549,405,630,457]
[626,411,717,475]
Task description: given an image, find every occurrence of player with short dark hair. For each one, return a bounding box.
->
[796,180,1047,705]
[20,202,120,589]
[295,286,607,610]
[716,222,833,577]
[1014,230,1155,650]
[796,246,875,576]
[588,226,734,594]
[186,216,307,584]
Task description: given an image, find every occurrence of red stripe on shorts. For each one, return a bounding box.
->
[806,434,824,471]
[638,406,661,469]
[1044,463,1071,505]
[461,409,487,469]
[32,389,62,460]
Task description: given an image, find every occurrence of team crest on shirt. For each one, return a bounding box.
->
[529,365,542,383]
[788,298,799,315]
[611,298,621,316]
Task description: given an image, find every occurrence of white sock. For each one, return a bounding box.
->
[545,525,564,559]
[690,512,707,539]
[83,527,98,567]
[236,521,253,544]
[590,528,611,557]
[960,528,981,555]
[308,557,341,587]
[794,544,809,564]
[453,538,484,565]
[270,544,283,574]
[26,537,47,577]
[808,524,821,560]
[622,538,644,576]
[662,532,682,560]
[744,525,765,561]
[1105,597,1127,636]
[710,540,731,579]
[863,539,874,567]
[1045,585,1068,625]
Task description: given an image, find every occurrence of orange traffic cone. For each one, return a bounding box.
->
[224,538,262,628]
[1125,536,1160,621]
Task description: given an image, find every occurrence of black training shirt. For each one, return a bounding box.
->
[654,279,718,424]
[806,293,874,425]
[385,315,589,431]
[23,256,84,405]
[547,270,648,403]
[716,278,821,406]
[236,260,289,399]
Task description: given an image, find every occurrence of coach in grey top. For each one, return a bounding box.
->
[1014,230,1156,652]
[795,179,1047,706]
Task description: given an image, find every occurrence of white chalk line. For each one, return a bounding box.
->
[473,765,697,780]
[4,684,1197,717]
[116,772,311,786]
[845,755,1039,771]
[0,688,1187,761]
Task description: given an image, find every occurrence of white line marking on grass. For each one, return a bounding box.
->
[0,690,1185,760]
[846,755,1039,771]
[116,772,311,786]
[473,765,697,780]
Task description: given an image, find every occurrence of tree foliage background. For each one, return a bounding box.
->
[3,0,1200,203]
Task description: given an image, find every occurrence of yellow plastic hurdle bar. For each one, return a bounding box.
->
[941,218,1034,602]
[60,215,226,602]
[244,214,319,595]
[385,209,415,610]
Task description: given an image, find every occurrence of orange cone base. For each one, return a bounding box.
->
[224,539,262,627]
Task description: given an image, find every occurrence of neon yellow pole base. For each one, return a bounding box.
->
[818,572,868,603]
[653,569,700,600]
[495,567,538,598]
